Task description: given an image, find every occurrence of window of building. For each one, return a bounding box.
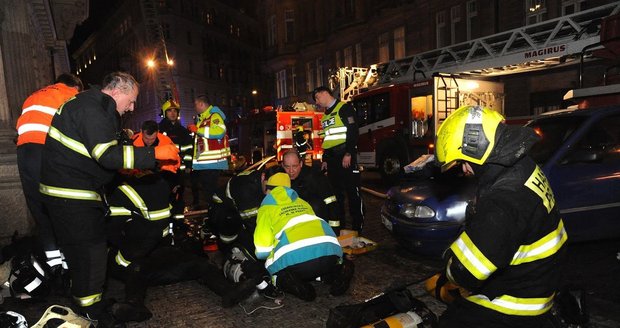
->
[450,6,461,45]
[188,59,193,73]
[162,23,171,41]
[285,10,295,43]
[344,46,353,67]
[526,0,547,25]
[466,0,477,40]
[291,67,297,96]
[344,0,355,17]
[276,69,288,98]
[316,57,324,87]
[562,0,584,15]
[436,11,446,47]
[355,43,362,66]
[335,50,341,68]
[394,26,405,59]
[306,61,315,92]
[236,27,241,37]
[187,31,192,45]
[267,15,276,46]
[378,32,389,63]
[230,24,234,35]
[219,67,224,80]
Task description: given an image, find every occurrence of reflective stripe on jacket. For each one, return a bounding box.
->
[254,186,342,275]
[193,105,230,170]
[445,160,567,317]
[320,102,346,149]
[16,83,78,146]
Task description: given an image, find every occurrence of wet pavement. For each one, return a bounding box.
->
[3,171,620,327]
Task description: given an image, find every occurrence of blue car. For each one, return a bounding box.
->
[381,106,620,257]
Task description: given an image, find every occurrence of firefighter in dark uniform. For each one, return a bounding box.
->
[281,149,340,234]
[106,169,256,323]
[313,86,364,233]
[39,72,180,326]
[433,105,567,328]
[133,120,184,221]
[158,100,195,215]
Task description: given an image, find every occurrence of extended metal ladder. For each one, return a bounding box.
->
[140,0,175,102]
[378,2,620,84]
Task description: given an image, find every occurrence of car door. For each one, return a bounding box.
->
[547,113,620,241]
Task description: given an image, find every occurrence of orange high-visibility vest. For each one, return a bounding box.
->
[16,83,79,146]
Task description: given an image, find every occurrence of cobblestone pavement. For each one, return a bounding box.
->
[5,171,620,327]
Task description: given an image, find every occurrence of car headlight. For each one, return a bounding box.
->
[400,204,435,219]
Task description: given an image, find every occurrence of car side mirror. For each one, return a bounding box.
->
[562,149,602,164]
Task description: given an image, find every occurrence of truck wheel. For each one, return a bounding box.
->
[379,149,405,184]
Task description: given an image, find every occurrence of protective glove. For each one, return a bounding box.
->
[424,272,470,304]
[154,144,180,161]
[187,124,198,133]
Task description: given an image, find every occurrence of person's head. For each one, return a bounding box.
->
[265,173,291,193]
[194,95,210,114]
[162,99,180,121]
[435,105,505,174]
[312,86,335,108]
[55,73,83,92]
[141,120,159,146]
[282,149,303,180]
[101,72,139,116]
[261,165,284,194]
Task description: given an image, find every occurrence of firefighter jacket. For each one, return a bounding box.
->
[254,186,343,275]
[16,83,79,146]
[159,118,193,170]
[444,124,567,318]
[40,88,157,205]
[132,132,180,174]
[320,101,359,159]
[192,105,230,170]
[290,165,340,230]
[107,173,172,268]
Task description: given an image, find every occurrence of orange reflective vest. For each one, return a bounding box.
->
[133,132,180,173]
[16,83,79,146]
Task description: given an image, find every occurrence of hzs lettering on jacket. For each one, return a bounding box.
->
[322,117,336,129]
[525,166,556,213]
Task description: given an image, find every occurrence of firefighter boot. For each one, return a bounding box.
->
[81,302,126,328]
[276,270,316,301]
[109,300,152,323]
[221,279,257,308]
[329,258,355,296]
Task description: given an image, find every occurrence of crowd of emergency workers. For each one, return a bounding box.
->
[3,70,568,328]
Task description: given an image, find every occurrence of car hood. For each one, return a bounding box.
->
[386,176,477,223]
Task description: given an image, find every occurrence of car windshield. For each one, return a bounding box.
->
[527,115,585,164]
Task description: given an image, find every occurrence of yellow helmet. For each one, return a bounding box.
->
[266,172,291,188]
[161,99,179,117]
[435,105,505,172]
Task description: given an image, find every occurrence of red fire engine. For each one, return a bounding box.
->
[330,3,619,182]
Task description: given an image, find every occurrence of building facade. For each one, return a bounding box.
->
[259,0,618,117]
[72,0,266,130]
[0,0,88,243]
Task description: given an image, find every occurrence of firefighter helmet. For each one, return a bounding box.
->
[161,99,180,117]
[435,105,504,172]
[8,253,51,298]
[0,311,28,328]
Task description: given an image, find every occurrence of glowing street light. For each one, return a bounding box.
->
[146,59,156,68]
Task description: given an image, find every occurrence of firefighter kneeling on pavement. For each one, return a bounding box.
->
[254,173,354,301]
[425,105,567,328]
[106,168,256,324]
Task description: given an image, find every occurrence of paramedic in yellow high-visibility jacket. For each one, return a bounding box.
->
[254,173,351,301]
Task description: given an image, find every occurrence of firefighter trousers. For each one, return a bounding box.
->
[46,202,107,312]
[17,144,57,253]
[326,155,364,232]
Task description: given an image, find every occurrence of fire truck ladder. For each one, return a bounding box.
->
[435,75,459,124]
[330,66,378,102]
[139,0,176,102]
[377,2,620,85]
